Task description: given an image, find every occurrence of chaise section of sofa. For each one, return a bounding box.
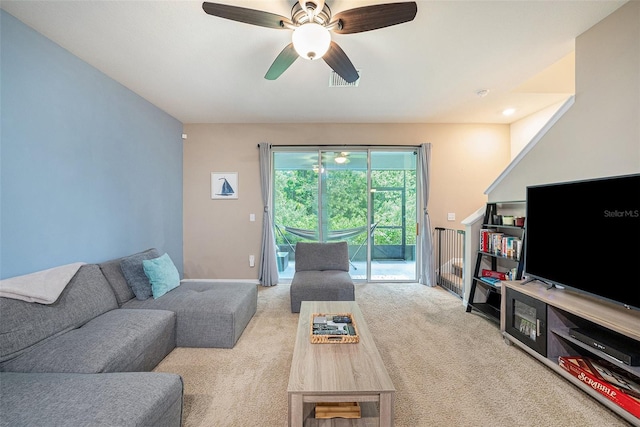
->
[99,249,258,348]
[0,372,183,427]
[123,281,257,348]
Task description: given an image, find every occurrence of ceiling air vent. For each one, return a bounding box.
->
[329,70,360,87]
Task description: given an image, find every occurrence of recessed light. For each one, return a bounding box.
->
[502,108,516,116]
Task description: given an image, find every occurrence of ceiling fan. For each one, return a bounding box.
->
[334,151,350,164]
[202,1,418,83]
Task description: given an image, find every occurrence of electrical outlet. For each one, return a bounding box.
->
[447,213,456,221]
[249,255,255,267]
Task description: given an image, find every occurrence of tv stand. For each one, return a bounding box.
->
[501,280,640,425]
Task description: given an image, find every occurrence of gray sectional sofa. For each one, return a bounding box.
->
[0,248,258,427]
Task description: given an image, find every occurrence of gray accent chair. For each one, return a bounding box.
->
[290,242,355,313]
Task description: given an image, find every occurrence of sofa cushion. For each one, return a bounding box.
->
[98,257,136,306]
[0,264,118,364]
[123,281,257,348]
[143,253,181,299]
[294,242,350,272]
[0,372,183,427]
[0,309,176,373]
[120,248,160,301]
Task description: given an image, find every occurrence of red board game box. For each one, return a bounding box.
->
[558,356,640,418]
[481,269,508,280]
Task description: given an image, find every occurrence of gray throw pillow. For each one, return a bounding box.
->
[120,249,160,300]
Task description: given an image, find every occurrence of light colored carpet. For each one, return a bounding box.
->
[154,283,631,426]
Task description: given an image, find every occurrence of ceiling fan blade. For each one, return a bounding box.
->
[332,2,417,34]
[265,44,299,80]
[202,2,292,29]
[323,41,359,83]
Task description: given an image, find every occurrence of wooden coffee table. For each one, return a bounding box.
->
[288,301,395,427]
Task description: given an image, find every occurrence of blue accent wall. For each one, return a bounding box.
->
[1,11,184,279]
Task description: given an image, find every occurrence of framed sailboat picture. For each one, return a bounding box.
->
[211,172,238,199]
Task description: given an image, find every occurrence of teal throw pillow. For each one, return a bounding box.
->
[143,253,180,299]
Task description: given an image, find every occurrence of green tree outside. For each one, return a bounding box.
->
[274,168,416,247]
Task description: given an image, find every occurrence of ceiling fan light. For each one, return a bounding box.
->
[292,23,331,60]
[334,155,347,164]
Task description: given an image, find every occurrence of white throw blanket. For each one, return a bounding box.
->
[0,262,86,304]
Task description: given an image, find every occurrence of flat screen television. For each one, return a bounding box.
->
[524,174,640,310]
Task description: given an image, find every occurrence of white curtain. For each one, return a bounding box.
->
[419,143,436,286]
[258,143,279,286]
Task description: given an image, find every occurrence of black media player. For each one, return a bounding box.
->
[569,326,640,366]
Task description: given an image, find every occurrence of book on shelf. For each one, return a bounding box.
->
[479,229,521,260]
[482,269,508,280]
[480,229,497,253]
[558,356,640,418]
[501,236,522,260]
[491,232,504,256]
[480,229,491,252]
[503,236,519,259]
[479,277,501,286]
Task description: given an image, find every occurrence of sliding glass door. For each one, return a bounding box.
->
[273,148,417,281]
[370,151,417,280]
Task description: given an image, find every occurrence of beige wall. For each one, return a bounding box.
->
[183,123,509,279]
[510,99,568,161]
[489,1,639,202]
[183,3,639,281]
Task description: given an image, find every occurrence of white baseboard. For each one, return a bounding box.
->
[181,278,261,285]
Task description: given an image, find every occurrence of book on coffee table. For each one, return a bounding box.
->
[315,402,361,419]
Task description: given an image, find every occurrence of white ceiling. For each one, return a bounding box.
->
[1,0,627,124]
